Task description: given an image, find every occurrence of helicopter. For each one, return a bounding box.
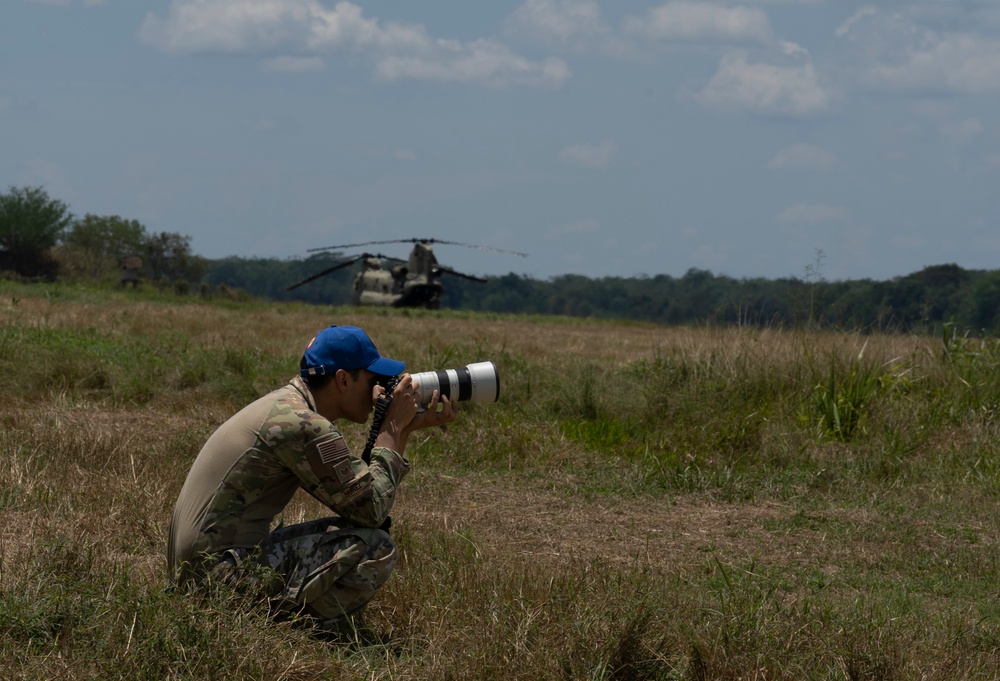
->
[286,238,528,309]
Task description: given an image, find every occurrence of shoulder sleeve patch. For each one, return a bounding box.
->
[314,436,355,486]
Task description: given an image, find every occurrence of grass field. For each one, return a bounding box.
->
[1,279,997,680]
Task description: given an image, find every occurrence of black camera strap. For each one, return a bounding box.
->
[360,375,398,534]
[361,375,398,465]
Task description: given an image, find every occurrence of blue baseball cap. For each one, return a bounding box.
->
[300,325,405,378]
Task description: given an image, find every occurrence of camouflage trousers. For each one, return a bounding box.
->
[212,517,397,628]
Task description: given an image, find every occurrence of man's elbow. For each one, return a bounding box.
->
[337,494,391,528]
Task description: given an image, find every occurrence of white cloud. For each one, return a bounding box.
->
[695,52,831,117]
[558,139,617,168]
[867,33,1000,94]
[837,10,1000,95]
[780,41,809,58]
[777,203,847,225]
[140,0,432,53]
[261,56,325,72]
[624,1,773,44]
[375,40,570,87]
[141,0,568,87]
[834,6,877,38]
[505,0,609,47]
[767,143,836,171]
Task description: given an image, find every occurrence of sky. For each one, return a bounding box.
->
[3,0,1000,282]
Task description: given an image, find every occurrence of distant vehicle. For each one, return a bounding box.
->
[119,256,141,288]
[286,238,527,309]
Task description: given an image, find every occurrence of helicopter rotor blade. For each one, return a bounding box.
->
[437,267,488,283]
[308,237,527,258]
[419,238,528,258]
[285,255,366,291]
[307,239,411,253]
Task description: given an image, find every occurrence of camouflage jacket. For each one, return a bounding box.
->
[167,376,410,580]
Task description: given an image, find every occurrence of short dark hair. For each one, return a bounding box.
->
[299,357,359,390]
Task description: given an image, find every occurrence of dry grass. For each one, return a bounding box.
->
[1,280,998,680]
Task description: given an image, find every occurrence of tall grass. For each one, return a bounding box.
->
[1,279,997,679]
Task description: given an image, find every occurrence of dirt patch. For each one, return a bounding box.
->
[399,475,787,570]
[282,473,824,576]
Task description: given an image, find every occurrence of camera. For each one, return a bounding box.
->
[410,361,500,404]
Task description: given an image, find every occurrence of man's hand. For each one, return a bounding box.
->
[408,390,457,432]
[375,374,458,455]
[383,374,421,430]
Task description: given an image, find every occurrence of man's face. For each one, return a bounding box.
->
[345,368,380,423]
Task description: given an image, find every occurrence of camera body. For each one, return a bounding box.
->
[409,361,500,404]
[363,361,499,465]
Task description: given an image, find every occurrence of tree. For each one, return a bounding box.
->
[59,214,148,279]
[203,254,354,305]
[0,186,73,278]
[143,230,207,283]
[963,270,1000,332]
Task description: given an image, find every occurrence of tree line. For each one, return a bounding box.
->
[0,185,205,285]
[438,264,1000,333]
[202,255,1000,335]
[3,184,998,333]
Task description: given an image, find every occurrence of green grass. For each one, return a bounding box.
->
[0,278,998,679]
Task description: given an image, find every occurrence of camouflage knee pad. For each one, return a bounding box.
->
[264,525,397,623]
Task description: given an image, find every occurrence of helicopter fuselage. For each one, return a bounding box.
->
[286,238,525,309]
[352,265,443,309]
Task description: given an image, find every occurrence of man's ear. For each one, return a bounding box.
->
[334,368,351,392]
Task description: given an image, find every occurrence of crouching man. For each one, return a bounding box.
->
[167,325,456,629]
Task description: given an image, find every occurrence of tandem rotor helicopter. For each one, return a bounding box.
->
[286,237,528,309]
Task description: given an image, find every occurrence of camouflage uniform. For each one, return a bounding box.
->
[167,376,409,626]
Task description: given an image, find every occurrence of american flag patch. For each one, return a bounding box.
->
[315,436,354,486]
[317,436,349,465]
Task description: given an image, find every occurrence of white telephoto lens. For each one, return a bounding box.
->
[411,361,500,404]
